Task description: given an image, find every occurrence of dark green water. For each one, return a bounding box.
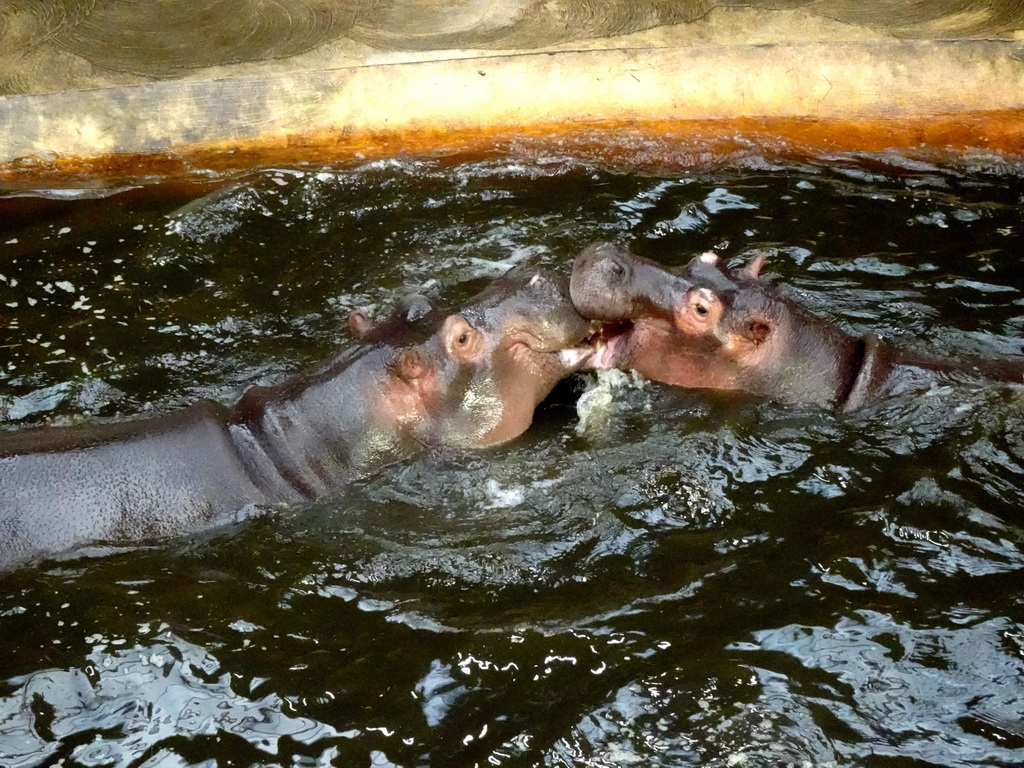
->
[2,154,1024,767]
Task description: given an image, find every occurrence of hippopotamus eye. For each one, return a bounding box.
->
[442,315,484,361]
[686,288,718,320]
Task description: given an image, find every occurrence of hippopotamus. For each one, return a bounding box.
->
[570,241,1024,409]
[0,264,592,571]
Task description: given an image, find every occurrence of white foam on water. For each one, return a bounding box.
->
[480,478,526,509]
[575,369,648,436]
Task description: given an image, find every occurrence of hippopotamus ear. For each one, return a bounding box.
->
[441,315,485,363]
[738,311,772,345]
[740,253,768,280]
[348,310,374,339]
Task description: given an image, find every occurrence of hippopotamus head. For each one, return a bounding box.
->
[569,242,859,406]
[350,264,593,450]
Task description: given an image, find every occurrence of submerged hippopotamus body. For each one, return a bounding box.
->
[0,265,592,571]
[570,242,1024,408]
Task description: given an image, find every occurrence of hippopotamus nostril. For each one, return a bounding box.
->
[590,256,626,283]
[577,241,619,266]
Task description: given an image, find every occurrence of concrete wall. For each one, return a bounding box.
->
[3,3,1024,183]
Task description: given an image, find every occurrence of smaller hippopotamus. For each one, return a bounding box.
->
[0,264,592,571]
[570,241,1024,409]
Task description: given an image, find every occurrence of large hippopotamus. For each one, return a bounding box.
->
[0,264,592,571]
[570,242,1024,408]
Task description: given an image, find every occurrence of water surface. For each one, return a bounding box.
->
[2,154,1024,766]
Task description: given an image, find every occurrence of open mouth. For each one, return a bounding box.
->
[510,335,594,373]
[582,319,633,370]
[509,318,602,373]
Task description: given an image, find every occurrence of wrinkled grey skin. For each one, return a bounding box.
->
[570,241,1024,408]
[0,264,591,572]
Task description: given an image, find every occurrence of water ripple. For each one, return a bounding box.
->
[0,633,339,768]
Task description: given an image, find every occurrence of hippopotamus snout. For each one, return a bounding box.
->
[575,242,631,283]
[569,242,637,322]
[571,241,698,328]
[471,264,591,352]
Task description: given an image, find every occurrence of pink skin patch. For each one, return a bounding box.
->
[588,332,627,370]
